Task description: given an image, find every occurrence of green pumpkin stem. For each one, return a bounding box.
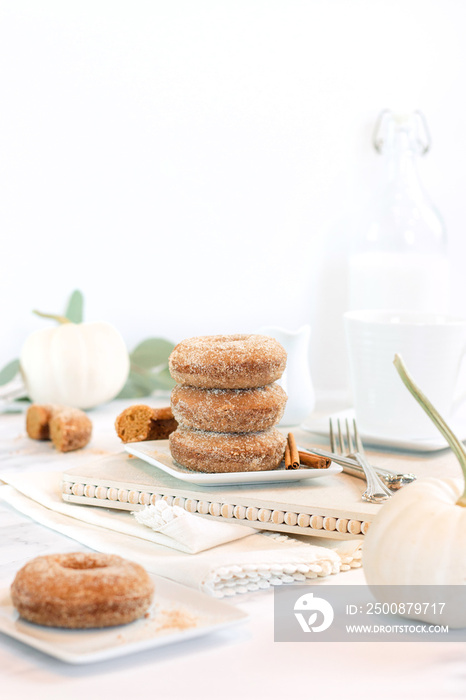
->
[33,310,71,325]
[394,353,466,505]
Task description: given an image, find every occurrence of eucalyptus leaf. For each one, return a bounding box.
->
[65,290,84,323]
[116,364,175,398]
[0,359,20,386]
[154,366,176,390]
[129,365,168,391]
[114,335,176,398]
[130,338,175,369]
[127,368,157,392]
[116,375,151,399]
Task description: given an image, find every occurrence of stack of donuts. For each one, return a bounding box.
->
[168,334,288,473]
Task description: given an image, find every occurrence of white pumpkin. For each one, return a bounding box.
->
[362,477,466,627]
[363,354,466,627]
[20,321,130,409]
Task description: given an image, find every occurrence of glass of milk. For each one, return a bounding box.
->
[344,310,466,440]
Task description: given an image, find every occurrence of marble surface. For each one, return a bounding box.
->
[1,400,465,700]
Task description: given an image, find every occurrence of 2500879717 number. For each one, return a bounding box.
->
[364,602,446,616]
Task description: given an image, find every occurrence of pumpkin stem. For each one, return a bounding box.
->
[394,353,466,505]
[33,310,71,325]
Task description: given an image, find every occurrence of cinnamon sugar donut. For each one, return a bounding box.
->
[115,405,178,443]
[171,383,287,432]
[49,407,92,452]
[169,426,287,473]
[11,553,154,628]
[168,334,287,389]
[26,404,92,452]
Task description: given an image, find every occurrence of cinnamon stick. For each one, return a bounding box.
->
[284,441,293,469]
[287,433,300,469]
[298,451,331,470]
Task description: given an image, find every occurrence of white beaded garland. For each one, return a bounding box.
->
[361,521,370,535]
[246,507,259,521]
[221,503,234,519]
[336,518,349,534]
[297,513,310,528]
[84,484,96,499]
[284,512,297,526]
[258,508,271,523]
[185,499,199,513]
[310,514,324,530]
[95,486,108,500]
[234,505,247,520]
[348,520,362,535]
[71,483,85,497]
[271,510,284,524]
[209,502,221,517]
[197,500,210,515]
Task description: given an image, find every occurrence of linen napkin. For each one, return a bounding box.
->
[132,499,362,594]
[0,471,362,598]
[133,499,256,553]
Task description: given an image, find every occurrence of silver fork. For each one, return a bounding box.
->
[330,418,392,504]
[297,444,416,490]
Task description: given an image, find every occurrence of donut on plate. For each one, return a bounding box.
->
[10,553,154,628]
[169,426,287,473]
[171,383,287,433]
[168,334,286,389]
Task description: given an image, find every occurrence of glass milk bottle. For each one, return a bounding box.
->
[349,110,449,312]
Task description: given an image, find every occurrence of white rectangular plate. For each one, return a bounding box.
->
[302,408,466,453]
[0,575,248,664]
[124,440,342,485]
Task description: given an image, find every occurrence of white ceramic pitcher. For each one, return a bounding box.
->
[259,325,315,426]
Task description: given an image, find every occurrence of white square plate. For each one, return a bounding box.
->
[302,407,466,453]
[0,575,248,664]
[124,440,342,485]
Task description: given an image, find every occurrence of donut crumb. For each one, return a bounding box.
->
[156,608,198,632]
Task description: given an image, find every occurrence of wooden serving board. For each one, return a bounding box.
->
[62,448,383,541]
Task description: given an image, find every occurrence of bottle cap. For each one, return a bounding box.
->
[373,109,431,155]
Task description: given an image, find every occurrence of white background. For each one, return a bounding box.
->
[1,0,465,396]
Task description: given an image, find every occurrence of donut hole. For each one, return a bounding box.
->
[213,335,247,342]
[62,562,108,570]
[59,554,109,570]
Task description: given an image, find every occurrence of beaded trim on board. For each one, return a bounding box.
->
[62,480,370,537]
